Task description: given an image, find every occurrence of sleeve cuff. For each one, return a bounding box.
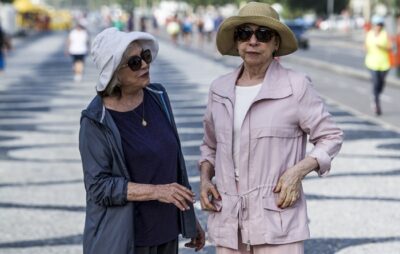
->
[198,157,215,169]
[121,178,129,204]
[308,147,331,177]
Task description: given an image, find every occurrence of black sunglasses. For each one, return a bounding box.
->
[121,49,152,71]
[234,26,276,43]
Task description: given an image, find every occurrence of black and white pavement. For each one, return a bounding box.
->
[0,31,399,254]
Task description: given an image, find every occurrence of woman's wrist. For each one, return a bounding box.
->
[200,161,215,183]
[127,182,159,201]
[292,157,318,179]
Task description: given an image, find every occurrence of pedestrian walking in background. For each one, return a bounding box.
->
[113,17,125,31]
[214,12,224,33]
[167,14,180,45]
[140,16,147,32]
[0,23,12,74]
[79,27,205,254]
[199,3,343,254]
[182,14,194,46]
[66,23,90,82]
[203,12,215,43]
[365,16,391,116]
[127,12,135,32]
[196,15,205,47]
[151,13,159,34]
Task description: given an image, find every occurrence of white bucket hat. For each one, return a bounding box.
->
[91,27,159,92]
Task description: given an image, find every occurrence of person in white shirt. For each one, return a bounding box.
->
[203,13,215,43]
[233,83,262,180]
[66,23,90,82]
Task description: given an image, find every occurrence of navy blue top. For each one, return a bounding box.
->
[108,89,180,246]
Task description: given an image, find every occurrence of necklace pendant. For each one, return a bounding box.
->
[142,119,147,127]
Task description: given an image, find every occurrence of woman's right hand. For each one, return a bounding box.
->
[154,183,195,211]
[200,180,221,211]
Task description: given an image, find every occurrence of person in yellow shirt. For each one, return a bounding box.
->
[365,16,391,116]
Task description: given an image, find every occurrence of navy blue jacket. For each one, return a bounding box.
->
[79,83,196,254]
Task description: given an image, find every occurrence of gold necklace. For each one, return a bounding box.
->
[132,92,147,127]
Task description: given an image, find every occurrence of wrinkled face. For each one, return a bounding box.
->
[235,23,280,67]
[117,44,151,92]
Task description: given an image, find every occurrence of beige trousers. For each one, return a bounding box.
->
[216,241,304,254]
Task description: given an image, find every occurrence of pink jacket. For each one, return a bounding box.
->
[199,60,343,249]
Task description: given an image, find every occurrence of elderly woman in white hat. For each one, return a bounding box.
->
[79,27,205,254]
[199,2,343,254]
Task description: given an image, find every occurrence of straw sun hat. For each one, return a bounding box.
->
[216,2,298,57]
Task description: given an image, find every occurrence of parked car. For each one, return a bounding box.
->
[285,20,309,50]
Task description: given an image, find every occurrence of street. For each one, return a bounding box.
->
[0,31,399,254]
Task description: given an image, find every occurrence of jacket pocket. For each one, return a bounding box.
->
[253,127,303,139]
[211,198,223,212]
[262,197,299,235]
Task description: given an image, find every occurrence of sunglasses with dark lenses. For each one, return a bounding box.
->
[234,26,276,43]
[121,49,152,71]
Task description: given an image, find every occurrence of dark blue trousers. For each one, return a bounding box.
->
[370,69,388,105]
[135,239,178,254]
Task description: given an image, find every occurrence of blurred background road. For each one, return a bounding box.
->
[1,0,400,254]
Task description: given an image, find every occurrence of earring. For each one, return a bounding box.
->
[272,50,277,57]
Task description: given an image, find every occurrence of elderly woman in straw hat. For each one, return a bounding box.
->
[79,27,205,254]
[199,2,343,253]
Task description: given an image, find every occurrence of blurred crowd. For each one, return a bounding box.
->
[2,0,400,79]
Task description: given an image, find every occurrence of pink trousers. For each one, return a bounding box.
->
[216,241,304,254]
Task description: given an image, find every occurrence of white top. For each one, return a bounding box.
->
[233,83,262,180]
[203,15,215,32]
[68,29,89,55]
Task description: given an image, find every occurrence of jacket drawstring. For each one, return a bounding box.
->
[226,184,272,223]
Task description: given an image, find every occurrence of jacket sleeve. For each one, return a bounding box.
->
[199,88,217,167]
[79,117,128,206]
[297,77,344,176]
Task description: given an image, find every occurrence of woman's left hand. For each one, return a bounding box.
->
[274,157,318,209]
[273,167,303,209]
[184,219,205,251]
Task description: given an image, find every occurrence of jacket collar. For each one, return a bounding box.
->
[81,95,104,124]
[212,59,293,102]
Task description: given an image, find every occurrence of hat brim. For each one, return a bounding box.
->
[216,16,298,57]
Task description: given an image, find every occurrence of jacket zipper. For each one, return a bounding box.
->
[246,108,252,250]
